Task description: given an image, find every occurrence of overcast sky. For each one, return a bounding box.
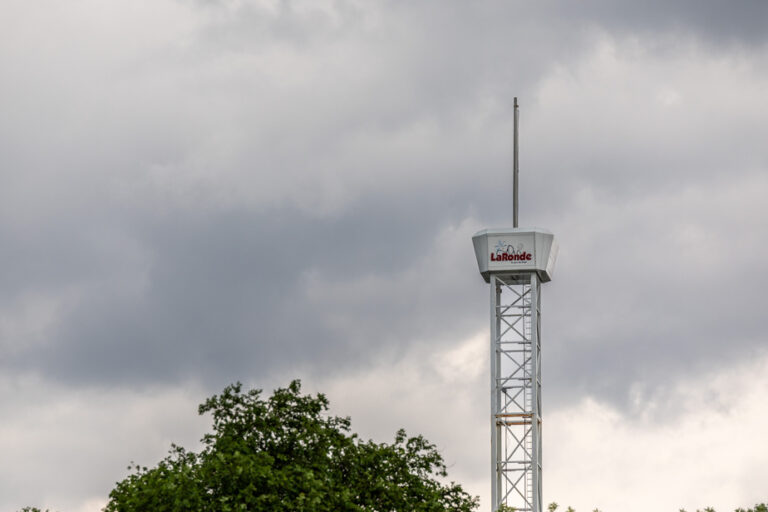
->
[2,1,768,511]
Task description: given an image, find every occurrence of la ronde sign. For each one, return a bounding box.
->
[490,251,532,262]
[472,228,558,283]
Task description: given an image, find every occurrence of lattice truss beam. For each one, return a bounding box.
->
[490,274,542,512]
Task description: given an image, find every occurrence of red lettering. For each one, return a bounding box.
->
[490,251,533,263]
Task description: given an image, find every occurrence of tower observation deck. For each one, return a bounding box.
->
[472,228,557,512]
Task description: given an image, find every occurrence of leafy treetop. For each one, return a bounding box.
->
[102,380,479,512]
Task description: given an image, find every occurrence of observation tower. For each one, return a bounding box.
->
[472,99,557,512]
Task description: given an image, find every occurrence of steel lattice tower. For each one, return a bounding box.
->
[473,229,556,512]
[491,273,541,511]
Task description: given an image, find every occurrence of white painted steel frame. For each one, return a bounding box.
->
[490,273,542,512]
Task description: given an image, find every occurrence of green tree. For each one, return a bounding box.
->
[104,380,478,512]
[736,505,768,512]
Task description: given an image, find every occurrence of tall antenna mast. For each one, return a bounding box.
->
[472,97,558,512]
[513,97,519,227]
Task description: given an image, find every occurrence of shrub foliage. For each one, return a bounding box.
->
[103,380,478,512]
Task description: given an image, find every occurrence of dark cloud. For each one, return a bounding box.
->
[1,0,767,410]
[8,196,485,388]
[553,0,768,46]
[2,2,768,510]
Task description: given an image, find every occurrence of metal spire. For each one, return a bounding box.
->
[513,97,519,228]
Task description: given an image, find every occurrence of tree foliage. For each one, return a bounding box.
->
[103,380,478,512]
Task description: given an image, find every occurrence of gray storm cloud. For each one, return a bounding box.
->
[1,1,767,510]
